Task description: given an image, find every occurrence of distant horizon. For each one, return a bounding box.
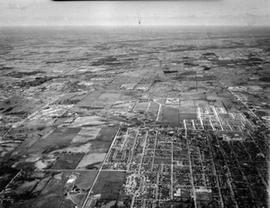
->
[1,22,270,27]
[1,0,269,27]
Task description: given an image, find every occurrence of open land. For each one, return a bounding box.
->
[0,27,269,208]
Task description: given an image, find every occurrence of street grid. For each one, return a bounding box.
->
[80,97,269,208]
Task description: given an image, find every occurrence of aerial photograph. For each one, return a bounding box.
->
[0,0,269,207]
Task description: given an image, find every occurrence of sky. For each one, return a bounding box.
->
[0,0,270,26]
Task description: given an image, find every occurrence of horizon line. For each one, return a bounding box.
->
[1,24,270,27]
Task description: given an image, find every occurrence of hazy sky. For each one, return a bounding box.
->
[0,0,270,26]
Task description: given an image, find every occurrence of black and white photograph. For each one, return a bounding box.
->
[0,0,269,207]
